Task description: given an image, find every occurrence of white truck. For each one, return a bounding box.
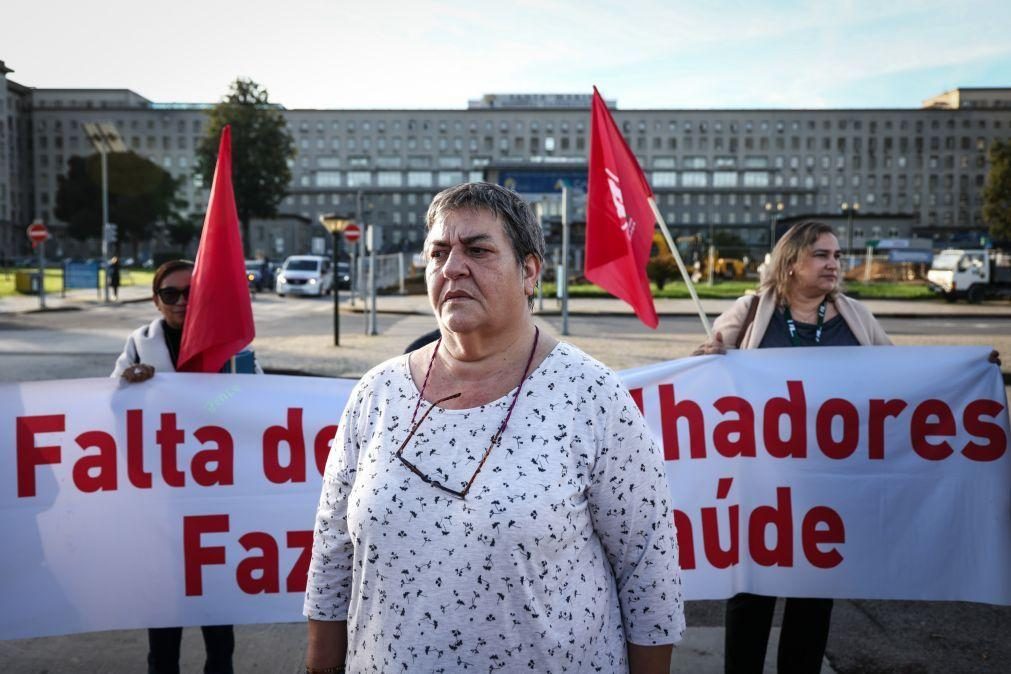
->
[927,248,1011,303]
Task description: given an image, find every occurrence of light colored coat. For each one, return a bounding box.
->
[713,292,892,349]
[111,318,177,377]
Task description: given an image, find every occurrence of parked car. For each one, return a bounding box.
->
[335,262,351,289]
[246,259,273,293]
[275,255,333,297]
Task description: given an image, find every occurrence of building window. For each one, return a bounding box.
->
[377,171,403,187]
[681,171,707,187]
[407,171,433,187]
[652,171,677,187]
[346,171,372,187]
[713,171,737,187]
[437,171,464,187]
[742,171,769,187]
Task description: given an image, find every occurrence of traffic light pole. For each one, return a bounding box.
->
[332,231,341,346]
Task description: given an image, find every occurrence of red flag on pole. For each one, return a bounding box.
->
[177,125,255,373]
[585,86,659,329]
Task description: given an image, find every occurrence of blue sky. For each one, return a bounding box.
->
[4,0,1010,110]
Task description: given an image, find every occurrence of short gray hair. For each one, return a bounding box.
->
[425,182,545,267]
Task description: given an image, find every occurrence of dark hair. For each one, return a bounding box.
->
[760,220,840,301]
[152,259,194,294]
[425,182,545,267]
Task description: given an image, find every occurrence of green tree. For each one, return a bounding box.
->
[165,214,200,249]
[196,78,295,256]
[982,139,1011,242]
[55,152,181,255]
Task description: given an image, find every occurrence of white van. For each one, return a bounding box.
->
[276,255,333,297]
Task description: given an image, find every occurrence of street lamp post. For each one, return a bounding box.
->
[82,122,126,303]
[841,201,860,270]
[319,213,353,346]
[764,201,784,253]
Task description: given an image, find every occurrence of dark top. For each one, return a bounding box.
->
[162,321,182,368]
[109,261,120,287]
[758,308,860,348]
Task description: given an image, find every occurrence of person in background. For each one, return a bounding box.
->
[110,259,235,673]
[108,256,121,301]
[693,220,891,673]
[304,182,684,674]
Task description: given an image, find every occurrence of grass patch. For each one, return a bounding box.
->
[541,279,936,301]
[0,267,154,298]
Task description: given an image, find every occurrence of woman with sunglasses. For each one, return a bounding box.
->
[112,259,196,381]
[304,183,684,674]
[110,258,235,673]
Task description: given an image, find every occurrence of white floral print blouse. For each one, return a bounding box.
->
[304,343,684,673]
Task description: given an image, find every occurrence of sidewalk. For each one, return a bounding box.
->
[5,283,1011,318]
[351,292,1011,319]
[0,284,151,313]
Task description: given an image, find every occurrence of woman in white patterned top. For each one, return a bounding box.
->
[304,182,684,674]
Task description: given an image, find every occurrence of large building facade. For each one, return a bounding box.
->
[2,59,1010,262]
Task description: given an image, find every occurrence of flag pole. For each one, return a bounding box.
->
[647,197,713,338]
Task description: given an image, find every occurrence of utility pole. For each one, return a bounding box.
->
[557,181,570,336]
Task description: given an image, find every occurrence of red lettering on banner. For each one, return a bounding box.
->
[192,426,234,486]
[16,414,65,497]
[263,408,306,483]
[156,413,187,487]
[286,530,314,592]
[961,400,1008,461]
[672,510,695,570]
[73,431,118,492]
[713,396,756,458]
[659,384,706,460]
[628,387,645,414]
[674,480,847,571]
[815,399,859,460]
[313,425,339,476]
[748,486,793,566]
[802,506,845,568]
[868,399,907,460]
[237,532,279,594]
[763,381,807,458]
[126,409,153,488]
[182,514,314,596]
[911,399,956,460]
[184,514,229,596]
[701,478,739,568]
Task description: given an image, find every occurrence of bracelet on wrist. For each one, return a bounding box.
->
[305,666,344,674]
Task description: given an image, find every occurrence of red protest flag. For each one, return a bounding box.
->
[585,86,659,329]
[177,125,255,373]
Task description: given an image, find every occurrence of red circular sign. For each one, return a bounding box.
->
[27,222,50,243]
[343,223,362,243]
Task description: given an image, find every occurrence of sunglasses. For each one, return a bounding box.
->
[156,286,191,305]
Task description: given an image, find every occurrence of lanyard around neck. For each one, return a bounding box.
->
[783,299,827,346]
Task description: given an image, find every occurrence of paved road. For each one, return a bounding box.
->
[2,294,1010,672]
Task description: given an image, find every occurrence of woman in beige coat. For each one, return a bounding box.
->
[694,220,889,673]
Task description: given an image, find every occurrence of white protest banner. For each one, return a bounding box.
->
[1,346,1009,640]
[623,345,1010,604]
[2,373,355,640]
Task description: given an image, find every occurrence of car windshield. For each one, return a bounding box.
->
[285,259,320,272]
[931,252,963,271]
